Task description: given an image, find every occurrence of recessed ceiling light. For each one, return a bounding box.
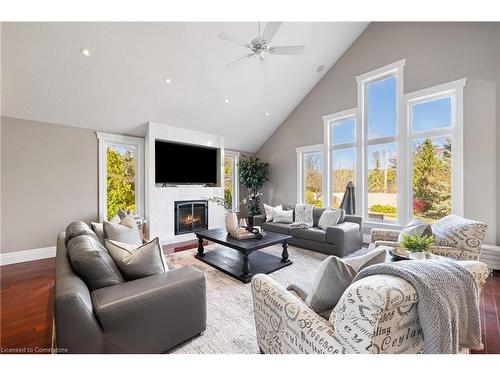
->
[265,112,270,117]
[80,48,91,57]
[165,78,171,84]
[224,99,230,104]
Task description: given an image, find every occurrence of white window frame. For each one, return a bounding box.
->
[322,108,359,210]
[224,150,240,212]
[96,132,144,222]
[296,144,324,205]
[356,59,406,226]
[404,78,466,221]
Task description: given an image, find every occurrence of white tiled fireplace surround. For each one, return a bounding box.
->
[145,122,226,245]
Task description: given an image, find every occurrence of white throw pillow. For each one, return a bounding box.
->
[318,209,342,230]
[272,208,293,224]
[103,220,142,245]
[263,204,282,222]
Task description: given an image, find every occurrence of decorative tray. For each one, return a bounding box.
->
[230,227,265,240]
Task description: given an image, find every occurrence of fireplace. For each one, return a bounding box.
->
[174,200,208,235]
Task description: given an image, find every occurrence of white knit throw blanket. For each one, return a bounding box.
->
[353,259,482,354]
[290,204,314,228]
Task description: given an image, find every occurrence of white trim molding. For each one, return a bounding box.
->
[296,144,324,205]
[0,246,56,266]
[96,131,145,221]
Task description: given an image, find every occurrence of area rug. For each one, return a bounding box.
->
[166,244,369,354]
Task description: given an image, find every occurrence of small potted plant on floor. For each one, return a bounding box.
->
[400,233,434,260]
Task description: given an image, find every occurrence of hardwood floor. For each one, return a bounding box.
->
[1,244,499,354]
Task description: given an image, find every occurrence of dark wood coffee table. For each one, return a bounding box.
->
[194,228,292,283]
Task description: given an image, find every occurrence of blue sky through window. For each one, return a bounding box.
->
[412,97,451,132]
[367,76,397,139]
[332,118,355,145]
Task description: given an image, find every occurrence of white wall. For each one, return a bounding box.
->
[256,22,500,244]
[145,122,225,245]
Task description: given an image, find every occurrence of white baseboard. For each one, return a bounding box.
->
[0,246,56,266]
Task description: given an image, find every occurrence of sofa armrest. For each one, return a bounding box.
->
[344,215,363,232]
[458,260,489,289]
[253,213,267,227]
[325,222,362,256]
[371,228,400,242]
[330,275,423,354]
[91,266,206,353]
[251,274,345,354]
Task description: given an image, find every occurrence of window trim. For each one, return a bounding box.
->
[322,108,359,209]
[96,132,144,222]
[224,150,240,212]
[357,59,406,225]
[404,78,466,221]
[296,144,324,205]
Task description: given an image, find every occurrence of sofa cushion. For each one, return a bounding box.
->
[65,221,99,245]
[262,222,291,235]
[290,227,326,243]
[103,220,142,246]
[318,209,343,230]
[67,234,124,290]
[272,208,294,224]
[105,238,168,281]
[431,215,487,259]
[305,248,387,316]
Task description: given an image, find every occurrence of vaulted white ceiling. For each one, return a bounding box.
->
[1,22,368,152]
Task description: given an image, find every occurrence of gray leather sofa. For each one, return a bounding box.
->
[254,205,362,257]
[54,225,207,353]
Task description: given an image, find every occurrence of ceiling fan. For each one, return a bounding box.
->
[218,22,306,67]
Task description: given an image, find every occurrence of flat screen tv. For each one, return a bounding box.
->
[155,140,218,185]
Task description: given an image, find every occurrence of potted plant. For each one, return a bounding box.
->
[238,156,269,226]
[206,196,239,234]
[400,233,434,260]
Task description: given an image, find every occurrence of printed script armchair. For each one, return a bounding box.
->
[251,261,489,354]
[370,215,488,261]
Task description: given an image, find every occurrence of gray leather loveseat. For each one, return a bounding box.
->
[54,222,206,353]
[254,205,362,257]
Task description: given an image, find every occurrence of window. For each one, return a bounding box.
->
[224,151,240,211]
[97,132,144,221]
[323,59,464,228]
[296,144,323,207]
[323,110,358,209]
[406,80,465,223]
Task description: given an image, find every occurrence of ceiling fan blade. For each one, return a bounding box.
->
[218,33,250,48]
[261,22,282,43]
[226,53,254,68]
[268,45,306,55]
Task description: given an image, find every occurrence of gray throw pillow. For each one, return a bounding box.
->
[305,248,387,316]
[318,209,342,230]
[67,234,124,290]
[105,238,168,280]
[103,220,142,245]
[272,208,294,224]
[397,219,432,242]
[91,222,104,244]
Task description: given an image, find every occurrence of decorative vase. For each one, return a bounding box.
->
[247,215,254,228]
[406,250,426,260]
[225,212,238,234]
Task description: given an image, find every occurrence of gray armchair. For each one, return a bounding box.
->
[54,232,206,353]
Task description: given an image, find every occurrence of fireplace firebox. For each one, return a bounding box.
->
[174,200,208,235]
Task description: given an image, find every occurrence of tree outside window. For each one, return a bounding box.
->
[303,152,323,207]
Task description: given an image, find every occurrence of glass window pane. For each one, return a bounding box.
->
[367,143,397,222]
[332,149,356,209]
[412,96,452,132]
[224,157,234,210]
[412,137,452,223]
[367,76,397,139]
[106,143,137,220]
[331,118,355,145]
[303,152,323,208]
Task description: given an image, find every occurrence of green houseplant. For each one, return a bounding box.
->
[238,156,269,217]
[400,233,434,259]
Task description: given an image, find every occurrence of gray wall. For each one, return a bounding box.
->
[1,116,98,252]
[256,22,500,245]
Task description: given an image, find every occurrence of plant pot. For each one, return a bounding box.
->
[225,212,239,234]
[406,250,426,260]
